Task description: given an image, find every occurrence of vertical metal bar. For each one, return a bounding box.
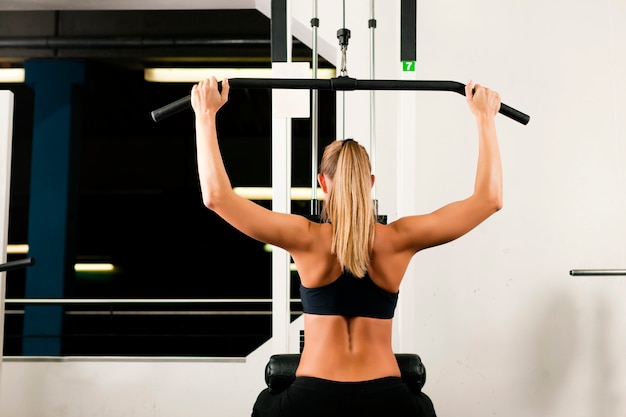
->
[396,0,418,352]
[310,0,320,216]
[400,0,417,61]
[0,90,15,396]
[271,0,291,354]
[271,0,288,63]
[369,0,377,201]
[341,0,346,140]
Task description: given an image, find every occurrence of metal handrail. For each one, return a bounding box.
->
[3,297,304,317]
[3,297,304,316]
[4,298,301,304]
[569,269,626,276]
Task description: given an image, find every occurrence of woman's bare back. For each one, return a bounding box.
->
[293,223,413,381]
[296,315,400,381]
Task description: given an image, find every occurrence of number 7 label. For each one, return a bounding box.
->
[402,61,416,72]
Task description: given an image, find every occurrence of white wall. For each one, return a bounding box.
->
[0,346,270,417]
[407,1,626,416]
[2,1,626,416]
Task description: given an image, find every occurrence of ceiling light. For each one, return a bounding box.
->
[0,68,25,83]
[74,263,115,272]
[144,67,336,83]
[7,244,29,254]
[7,245,116,273]
[233,187,325,201]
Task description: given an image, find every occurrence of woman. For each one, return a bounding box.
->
[191,77,502,417]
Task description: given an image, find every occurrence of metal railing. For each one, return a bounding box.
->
[4,297,303,316]
[569,269,626,276]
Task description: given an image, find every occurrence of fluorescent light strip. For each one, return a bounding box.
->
[0,67,337,84]
[74,263,115,272]
[9,186,316,266]
[145,67,336,83]
[234,187,324,201]
[7,244,29,254]
[7,246,114,273]
[0,68,25,83]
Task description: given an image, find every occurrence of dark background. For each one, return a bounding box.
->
[2,9,336,356]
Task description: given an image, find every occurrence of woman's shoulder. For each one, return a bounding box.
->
[372,220,422,255]
[374,222,398,238]
[282,216,332,254]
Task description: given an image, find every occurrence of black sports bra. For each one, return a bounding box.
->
[300,272,399,319]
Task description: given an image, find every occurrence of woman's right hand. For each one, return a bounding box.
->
[191,77,230,119]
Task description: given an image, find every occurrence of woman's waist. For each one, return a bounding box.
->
[296,347,400,381]
[290,375,407,393]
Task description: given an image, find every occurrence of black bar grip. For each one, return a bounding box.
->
[0,257,35,273]
[498,102,530,125]
[150,77,530,125]
[150,94,192,122]
[150,78,331,122]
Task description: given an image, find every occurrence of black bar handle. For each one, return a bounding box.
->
[0,257,35,273]
[499,102,529,125]
[150,78,327,122]
[150,95,192,123]
[150,77,530,125]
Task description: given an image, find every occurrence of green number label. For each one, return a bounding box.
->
[402,61,416,72]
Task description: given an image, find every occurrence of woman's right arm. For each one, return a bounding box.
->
[191,77,313,252]
[390,80,503,253]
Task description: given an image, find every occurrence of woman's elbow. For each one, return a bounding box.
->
[486,183,503,213]
[202,196,214,211]
[201,190,221,211]
[494,199,503,213]
[477,191,502,214]
[202,187,236,212]
[491,193,503,212]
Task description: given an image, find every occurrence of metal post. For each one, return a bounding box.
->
[369,0,377,201]
[310,0,321,217]
[270,0,292,354]
[0,90,15,403]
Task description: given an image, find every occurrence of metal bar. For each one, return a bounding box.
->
[1,89,15,386]
[150,77,530,125]
[0,37,272,49]
[63,311,288,316]
[4,310,295,316]
[271,0,288,63]
[5,298,302,304]
[310,0,320,216]
[369,0,377,201]
[569,269,626,276]
[0,257,35,273]
[400,0,417,61]
[270,0,292,356]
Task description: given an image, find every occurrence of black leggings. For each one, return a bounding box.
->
[252,376,437,417]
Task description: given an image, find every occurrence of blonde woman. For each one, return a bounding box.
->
[191,77,502,417]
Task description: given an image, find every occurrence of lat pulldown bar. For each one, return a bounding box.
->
[0,257,35,273]
[149,76,530,125]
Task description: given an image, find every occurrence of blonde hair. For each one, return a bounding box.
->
[319,139,376,277]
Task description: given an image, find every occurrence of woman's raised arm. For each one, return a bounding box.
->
[390,80,503,253]
[190,77,312,252]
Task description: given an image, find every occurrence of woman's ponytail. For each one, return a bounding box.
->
[319,139,376,277]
